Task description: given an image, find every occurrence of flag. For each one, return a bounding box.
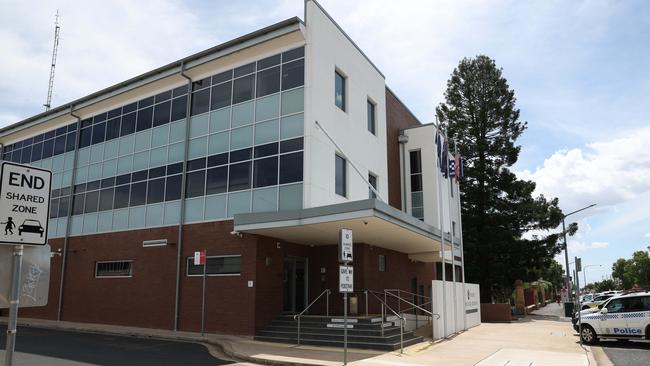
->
[441,138,449,178]
[458,156,464,179]
[194,250,206,266]
[449,159,456,178]
[435,130,442,167]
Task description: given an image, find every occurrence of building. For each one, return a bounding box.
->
[0,0,463,337]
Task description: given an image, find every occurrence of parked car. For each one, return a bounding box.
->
[580,293,594,303]
[578,291,650,344]
[580,294,614,310]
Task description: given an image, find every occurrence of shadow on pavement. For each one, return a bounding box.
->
[596,339,650,350]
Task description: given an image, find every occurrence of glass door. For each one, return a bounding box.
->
[283,256,308,313]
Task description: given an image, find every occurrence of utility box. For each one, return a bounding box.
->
[349,295,358,315]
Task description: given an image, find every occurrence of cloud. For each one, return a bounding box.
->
[645,232,650,238]
[518,126,650,212]
[590,242,609,249]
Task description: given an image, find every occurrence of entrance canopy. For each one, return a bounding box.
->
[234,199,454,259]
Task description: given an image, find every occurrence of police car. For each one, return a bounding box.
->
[577,291,650,344]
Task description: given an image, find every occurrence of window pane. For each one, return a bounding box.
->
[147,178,165,204]
[171,95,188,121]
[229,161,251,191]
[106,118,121,140]
[369,174,377,198]
[335,155,346,196]
[253,156,278,188]
[411,174,422,192]
[191,88,211,116]
[410,151,422,174]
[130,181,147,206]
[65,131,77,152]
[172,85,188,97]
[257,54,281,70]
[50,198,59,219]
[138,96,155,109]
[92,122,106,144]
[211,70,232,85]
[72,194,85,215]
[114,185,130,209]
[31,143,43,162]
[153,100,171,127]
[84,190,99,213]
[207,153,228,167]
[335,71,345,110]
[121,112,136,136]
[281,59,304,90]
[136,107,153,131]
[229,148,252,163]
[210,81,232,110]
[280,137,303,153]
[234,62,255,77]
[232,74,255,104]
[99,188,114,211]
[367,100,376,134]
[165,175,182,201]
[42,139,54,159]
[187,256,241,276]
[58,196,69,217]
[254,142,278,158]
[282,47,304,62]
[279,152,303,184]
[257,66,280,97]
[206,166,228,195]
[192,77,210,91]
[185,170,206,198]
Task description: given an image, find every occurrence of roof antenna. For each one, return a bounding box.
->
[44,10,61,111]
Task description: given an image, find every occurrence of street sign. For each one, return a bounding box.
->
[338,228,353,263]
[0,244,51,308]
[194,250,206,266]
[339,265,353,293]
[575,257,582,272]
[0,162,51,246]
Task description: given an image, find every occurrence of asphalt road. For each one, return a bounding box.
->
[0,325,237,366]
[596,339,650,366]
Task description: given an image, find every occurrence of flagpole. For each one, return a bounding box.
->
[454,139,467,331]
[445,128,457,335]
[434,121,447,339]
[201,250,207,336]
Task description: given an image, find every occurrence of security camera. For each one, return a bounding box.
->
[230,230,242,238]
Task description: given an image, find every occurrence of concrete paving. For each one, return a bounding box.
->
[1,312,596,366]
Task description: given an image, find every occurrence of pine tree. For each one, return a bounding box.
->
[436,55,568,302]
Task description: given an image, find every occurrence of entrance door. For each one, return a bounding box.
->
[283,256,308,313]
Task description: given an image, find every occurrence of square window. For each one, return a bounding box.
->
[204,194,227,220]
[335,71,346,111]
[335,155,347,197]
[281,88,304,115]
[279,183,302,211]
[232,101,254,127]
[255,119,279,145]
[255,94,280,122]
[130,181,147,206]
[227,190,251,216]
[210,108,230,132]
[253,156,278,188]
[253,186,278,213]
[147,178,165,204]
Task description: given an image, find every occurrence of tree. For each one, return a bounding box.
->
[592,279,617,293]
[539,260,565,290]
[612,251,650,289]
[436,55,572,302]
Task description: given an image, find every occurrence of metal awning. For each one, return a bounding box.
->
[234,199,454,259]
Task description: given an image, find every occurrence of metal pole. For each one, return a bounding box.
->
[343,292,348,365]
[381,304,385,337]
[576,259,582,346]
[326,290,330,317]
[365,290,368,317]
[400,316,404,354]
[562,219,571,302]
[297,317,301,345]
[435,124,448,339]
[201,250,207,336]
[5,245,24,366]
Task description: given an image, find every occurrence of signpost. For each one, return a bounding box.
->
[338,228,353,365]
[194,250,207,335]
[0,161,51,366]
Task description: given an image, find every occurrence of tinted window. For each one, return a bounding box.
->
[281,60,304,90]
[206,166,228,195]
[207,153,228,167]
[335,155,346,196]
[114,185,130,209]
[187,158,206,171]
[253,157,278,188]
[99,188,114,211]
[232,74,255,104]
[138,96,155,109]
[191,89,211,116]
[92,122,106,144]
[147,178,165,204]
[279,152,303,184]
[123,102,137,114]
[282,47,304,62]
[165,175,182,201]
[84,190,99,213]
[230,148,252,163]
[73,194,85,215]
[234,62,255,77]
[185,170,205,198]
[172,85,188,97]
[66,131,77,152]
[257,54,281,70]
[254,142,278,158]
[54,135,66,155]
[410,150,422,174]
[154,90,172,103]
[335,71,346,111]
[211,70,232,84]
[31,143,43,162]
[153,101,171,127]
[228,161,251,191]
[136,107,153,131]
[130,182,147,206]
[79,128,92,148]
[42,139,54,159]
[280,138,303,153]
[257,66,280,97]
[171,95,188,121]
[192,77,211,91]
[121,112,136,136]
[106,118,121,140]
[367,100,376,135]
[211,82,232,110]
[50,198,59,219]
[58,196,69,217]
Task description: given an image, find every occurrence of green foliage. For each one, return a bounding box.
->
[591,279,618,293]
[612,251,650,288]
[539,260,565,290]
[436,55,569,302]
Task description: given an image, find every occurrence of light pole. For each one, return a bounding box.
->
[561,203,596,304]
[582,264,601,295]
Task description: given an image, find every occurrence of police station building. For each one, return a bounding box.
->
[0,1,464,342]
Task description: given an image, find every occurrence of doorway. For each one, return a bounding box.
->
[283,256,308,313]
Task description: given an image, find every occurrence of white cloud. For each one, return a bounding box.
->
[645,232,650,238]
[590,242,609,249]
[518,126,650,212]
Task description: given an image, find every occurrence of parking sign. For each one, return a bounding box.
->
[0,162,52,246]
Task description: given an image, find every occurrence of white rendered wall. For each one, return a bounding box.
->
[302,0,388,208]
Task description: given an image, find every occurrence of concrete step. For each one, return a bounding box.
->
[254,334,424,351]
[264,324,402,336]
[257,329,414,343]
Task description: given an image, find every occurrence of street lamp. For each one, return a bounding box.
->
[583,264,602,294]
[562,203,597,302]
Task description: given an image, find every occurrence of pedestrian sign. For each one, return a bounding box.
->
[339,265,353,293]
[0,162,51,246]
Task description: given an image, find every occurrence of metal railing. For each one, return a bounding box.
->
[293,289,331,345]
[384,289,439,329]
[365,289,406,354]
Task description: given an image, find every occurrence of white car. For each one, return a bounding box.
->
[580,294,614,310]
[578,292,650,344]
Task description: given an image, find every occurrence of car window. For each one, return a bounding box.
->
[605,299,625,313]
[626,297,645,312]
[643,296,650,311]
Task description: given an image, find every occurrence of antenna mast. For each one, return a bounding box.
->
[44,10,61,111]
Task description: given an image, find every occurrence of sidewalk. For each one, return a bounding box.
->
[2,312,596,366]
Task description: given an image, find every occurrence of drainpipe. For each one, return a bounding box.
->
[173,62,193,331]
[57,105,82,321]
[397,133,408,212]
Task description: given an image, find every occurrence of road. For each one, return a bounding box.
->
[0,325,240,365]
[595,339,650,366]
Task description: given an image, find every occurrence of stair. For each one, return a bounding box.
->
[255,315,424,350]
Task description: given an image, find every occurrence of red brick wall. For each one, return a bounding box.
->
[385,87,422,210]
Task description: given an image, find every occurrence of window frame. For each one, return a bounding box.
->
[95,260,133,278]
[368,172,377,199]
[335,154,347,197]
[367,98,376,135]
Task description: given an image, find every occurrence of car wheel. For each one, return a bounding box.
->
[580,325,598,344]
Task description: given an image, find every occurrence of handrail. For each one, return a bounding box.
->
[385,289,431,301]
[385,291,440,319]
[293,289,331,345]
[366,289,405,354]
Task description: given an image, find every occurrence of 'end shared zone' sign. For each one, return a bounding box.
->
[0,162,51,246]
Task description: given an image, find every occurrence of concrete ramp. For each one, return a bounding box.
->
[474,348,588,366]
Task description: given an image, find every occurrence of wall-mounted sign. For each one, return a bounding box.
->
[0,162,51,246]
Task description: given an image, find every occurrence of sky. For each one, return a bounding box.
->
[1,0,649,286]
